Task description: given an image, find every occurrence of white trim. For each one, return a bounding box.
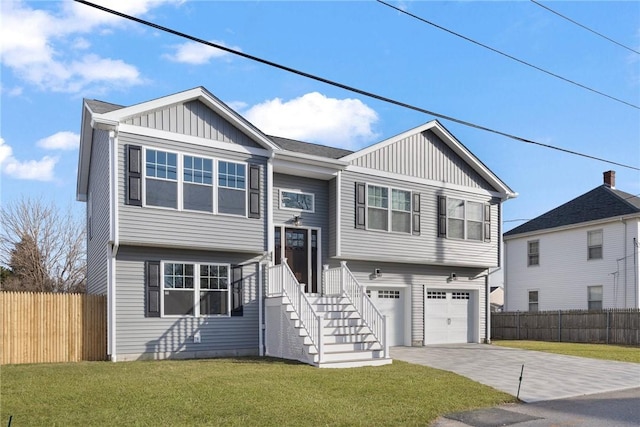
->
[118,124,272,157]
[267,157,275,257]
[338,254,498,269]
[365,183,414,234]
[108,130,118,361]
[346,165,506,198]
[279,188,315,213]
[107,245,116,361]
[336,171,342,257]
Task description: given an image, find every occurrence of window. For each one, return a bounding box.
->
[588,230,603,260]
[367,185,388,231]
[183,155,213,212]
[528,290,538,312]
[588,285,603,310]
[378,290,400,299]
[162,262,230,316]
[145,149,178,208]
[218,161,246,216]
[438,197,490,241]
[391,189,411,233]
[280,190,314,212]
[528,240,539,266]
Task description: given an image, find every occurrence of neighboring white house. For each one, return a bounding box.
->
[504,171,640,312]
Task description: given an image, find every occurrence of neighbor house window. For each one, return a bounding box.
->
[528,290,539,312]
[528,240,539,266]
[183,155,213,212]
[145,149,178,208]
[162,262,229,316]
[218,161,246,216]
[280,190,314,212]
[588,285,603,310]
[588,230,603,260]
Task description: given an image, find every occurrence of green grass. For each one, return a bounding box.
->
[493,340,640,363]
[1,358,514,426]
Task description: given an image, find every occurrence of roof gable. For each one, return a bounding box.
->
[505,185,640,236]
[269,135,353,159]
[342,120,515,197]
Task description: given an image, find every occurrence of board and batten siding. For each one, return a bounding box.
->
[273,173,330,262]
[504,220,637,311]
[86,129,111,295]
[350,130,494,191]
[341,260,487,345]
[123,100,263,149]
[114,246,261,360]
[339,171,500,267]
[117,132,267,253]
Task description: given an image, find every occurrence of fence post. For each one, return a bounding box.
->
[558,310,561,342]
[517,311,520,340]
[606,310,610,344]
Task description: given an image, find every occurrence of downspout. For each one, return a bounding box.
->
[261,153,274,357]
[336,170,342,258]
[108,129,119,361]
[623,219,628,308]
[485,272,490,344]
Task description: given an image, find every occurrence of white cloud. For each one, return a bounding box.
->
[242,92,379,148]
[37,132,80,151]
[163,40,240,65]
[0,0,178,93]
[0,138,58,182]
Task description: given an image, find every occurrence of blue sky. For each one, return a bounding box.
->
[1,0,639,233]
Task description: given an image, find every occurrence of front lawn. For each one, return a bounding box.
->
[1,358,514,426]
[493,340,640,363]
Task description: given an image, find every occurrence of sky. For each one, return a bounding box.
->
[1,0,639,235]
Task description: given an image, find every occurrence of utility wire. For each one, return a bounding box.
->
[73,0,640,172]
[531,0,640,55]
[376,0,639,110]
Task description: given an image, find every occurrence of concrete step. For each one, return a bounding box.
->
[320,349,385,363]
[317,358,393,369]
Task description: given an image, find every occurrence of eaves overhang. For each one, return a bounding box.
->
[273,150,349,180]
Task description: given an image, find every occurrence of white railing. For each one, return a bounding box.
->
[267,261,324,362]
[323,261,388,358]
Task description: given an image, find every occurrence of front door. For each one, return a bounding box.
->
[275,227,318,293]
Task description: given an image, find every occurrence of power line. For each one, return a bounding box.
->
[531,0,640,55]
[376,0,639,110]
[73,0,640,172]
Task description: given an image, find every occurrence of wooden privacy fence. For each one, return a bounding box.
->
[492,309,640,346]
[1,291,107,364]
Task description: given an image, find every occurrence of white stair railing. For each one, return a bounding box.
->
[268,260,324,362]
[323,261,388,358]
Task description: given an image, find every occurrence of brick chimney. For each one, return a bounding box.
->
[603,170,615,188]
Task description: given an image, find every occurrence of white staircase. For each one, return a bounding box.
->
[286,295,392,368]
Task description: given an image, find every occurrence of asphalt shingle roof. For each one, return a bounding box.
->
[85,99,124,114]
[504,185,640,236]
[269,135,353,159]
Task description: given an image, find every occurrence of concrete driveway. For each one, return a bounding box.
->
[390,344,640,403]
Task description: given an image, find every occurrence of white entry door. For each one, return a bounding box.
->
[368,287,405,346]
[424,290,472,345]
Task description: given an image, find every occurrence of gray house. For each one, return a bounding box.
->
[77,87,515,367]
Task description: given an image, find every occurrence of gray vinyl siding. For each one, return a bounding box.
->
[114,246,261,359]
[273,173,330,262]
[117,132,267,252]
[86,129,110,295]
[123,100,262,149]
[351,130,494,191]
[340,171,500,267]
[339,260,487,345]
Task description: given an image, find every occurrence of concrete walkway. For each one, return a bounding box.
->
[390,344,640,403]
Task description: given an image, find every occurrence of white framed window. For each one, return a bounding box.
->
[444,198,487,241]
[161,261,230,317]
[528,290,539,312]
[587,230,603,260]
[145,149,178,209]
[528,240,539,266]
[588,285,603,310]
[183,155,213,212]
[366,185,413,234]
[280,189,315,212]
[218,160,246,216]
[378,290,400,299]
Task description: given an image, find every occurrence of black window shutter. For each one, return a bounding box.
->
[231,264,244,316]
[484,204,491,242]
[412,192,421,235]
[248,165,260,219]
[437,195,447,238]
[126,145,142,206]
[355,182,366,229]
[145,261,161,317]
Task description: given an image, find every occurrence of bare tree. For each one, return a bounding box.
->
[0,197,86,293]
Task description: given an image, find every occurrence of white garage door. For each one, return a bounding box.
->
[424,290,472,345]
[368,288,405,346]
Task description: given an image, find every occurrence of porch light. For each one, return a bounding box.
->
[293,215,302,226]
